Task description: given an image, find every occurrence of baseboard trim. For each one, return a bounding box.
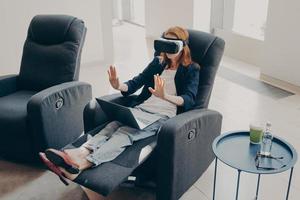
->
[260,73,300,95]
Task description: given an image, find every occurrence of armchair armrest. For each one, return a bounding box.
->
[0,74,18,97]
[27,81,92,152]
[156,109,222,200]
[83,93,138,133]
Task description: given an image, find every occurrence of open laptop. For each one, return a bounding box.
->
[96,98,161,130]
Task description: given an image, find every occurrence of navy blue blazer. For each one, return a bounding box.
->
[121,57,200,114]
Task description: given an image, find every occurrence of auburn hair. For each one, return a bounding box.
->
[160,26,192,67]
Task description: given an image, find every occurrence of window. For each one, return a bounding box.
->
[232,0,269,40]
[131,0,145,26]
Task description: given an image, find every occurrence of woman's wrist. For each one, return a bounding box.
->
[118,83,128,92]
[164,94,184,106]
[162,93,168,100]
[163,93,172,102]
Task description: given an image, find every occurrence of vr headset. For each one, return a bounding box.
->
[154,37,188,54]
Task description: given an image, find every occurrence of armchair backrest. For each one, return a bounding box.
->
[187,30,225,109]
[18,15,87,91]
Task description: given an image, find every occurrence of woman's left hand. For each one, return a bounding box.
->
[148,74,165,99]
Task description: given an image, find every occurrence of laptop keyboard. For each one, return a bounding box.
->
[136,117,152,124]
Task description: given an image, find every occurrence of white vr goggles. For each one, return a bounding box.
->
[154,37,187,54]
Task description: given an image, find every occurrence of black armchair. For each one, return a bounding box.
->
[0,15,92,162]
[65,30,225,200]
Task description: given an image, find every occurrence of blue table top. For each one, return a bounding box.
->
[212,131,297,174]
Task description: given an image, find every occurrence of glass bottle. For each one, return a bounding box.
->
[260,122,273,156]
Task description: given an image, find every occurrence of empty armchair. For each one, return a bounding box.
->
[63,30,224,200]
[0,15,92,162]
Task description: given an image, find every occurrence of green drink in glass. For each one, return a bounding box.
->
[249,123,264,144]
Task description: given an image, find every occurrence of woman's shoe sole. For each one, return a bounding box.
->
[39,152,69,186]
[45,149,80,174]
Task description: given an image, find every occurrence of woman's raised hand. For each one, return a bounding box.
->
[107,65,120,90]
[148,74,165,99]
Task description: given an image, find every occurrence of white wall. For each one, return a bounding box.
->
[193,0,211,33]
[145,0,212,38]
[215,28,264,67]
[145,0,194,38]
[211,0,265,67]
[0,0,113,76]
[261,0,300,87]
[211,0,300,88]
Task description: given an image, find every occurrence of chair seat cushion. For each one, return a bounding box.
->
[0,90,37,160]
[66,133,157,196]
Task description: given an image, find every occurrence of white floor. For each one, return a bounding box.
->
[80,22,300,200]
[1,22,299,200]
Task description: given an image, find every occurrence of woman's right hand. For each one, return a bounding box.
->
[107,65,120,90]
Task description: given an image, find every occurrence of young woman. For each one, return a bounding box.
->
[40,26,200,185]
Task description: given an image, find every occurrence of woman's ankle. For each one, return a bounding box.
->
[80,160,94,170]
[64,148,93,170]
[79,146,92,156]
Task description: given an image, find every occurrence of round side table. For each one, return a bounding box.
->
[212,131,297,200]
